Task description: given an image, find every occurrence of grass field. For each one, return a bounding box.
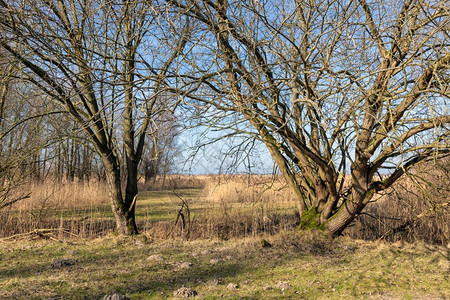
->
[1,230,449,299]
[1,177,300,239]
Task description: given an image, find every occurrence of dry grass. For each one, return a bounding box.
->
[0,179,111,238]
[12,178,109,210]
[137,176,299,240]
[1,165,448,299]
[197,168,449,245]
[202,174,296,204]
[347,159,450,245]
[138,174,206,191]
[0,161,448,245]
[172,175,299,239]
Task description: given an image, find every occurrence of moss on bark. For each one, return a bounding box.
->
[298,208,325,231]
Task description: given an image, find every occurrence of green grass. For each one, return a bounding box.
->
[1,231,449,299]
[136,188,295,221]
[136,189,210,221]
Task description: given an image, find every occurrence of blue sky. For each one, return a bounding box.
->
[176,126,276,175]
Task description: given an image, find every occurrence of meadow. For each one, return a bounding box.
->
[1,227,449,299]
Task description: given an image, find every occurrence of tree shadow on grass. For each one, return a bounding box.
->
[58,261,254,299]
[0,262,50,279]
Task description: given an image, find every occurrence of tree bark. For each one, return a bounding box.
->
[325,164,372,237]
[102,154,138,235]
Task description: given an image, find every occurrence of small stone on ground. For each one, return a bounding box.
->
[147,254,165,262]
[177,262,193,269]
[173,287,198,298]
[227,283,239,290]
[51,259,76,268]
[102,294,131,300]
[276,281,291,290]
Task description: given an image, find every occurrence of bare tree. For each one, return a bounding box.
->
[0,55,50,209]
[141,110,179,184]
[170,0,449,236]
[0,54,26,209]
[0,0,188,234]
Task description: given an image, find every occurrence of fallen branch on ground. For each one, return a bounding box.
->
[0,228,80,243]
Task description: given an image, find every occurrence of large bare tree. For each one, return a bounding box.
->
[0,0,188,234]
[170,0,449,236]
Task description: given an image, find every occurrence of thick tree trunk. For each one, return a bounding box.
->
[324,194,366,237]
[324,166,372,237]
[102,155,138,235]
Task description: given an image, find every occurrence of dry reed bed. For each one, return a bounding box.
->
[0,179,110,237]
[0,163,448,245]
[347,160,449,245]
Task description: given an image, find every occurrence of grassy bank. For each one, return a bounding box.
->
[1,231,448,299]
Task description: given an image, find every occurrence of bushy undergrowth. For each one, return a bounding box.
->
[346,160,449,245]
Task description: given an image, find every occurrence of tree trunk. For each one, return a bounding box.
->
[125,158,139,234]
[324,195,365,237]
[324,167,373,237]
[102,155,138,235]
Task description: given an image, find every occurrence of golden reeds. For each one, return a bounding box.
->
[1,161,448,245]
